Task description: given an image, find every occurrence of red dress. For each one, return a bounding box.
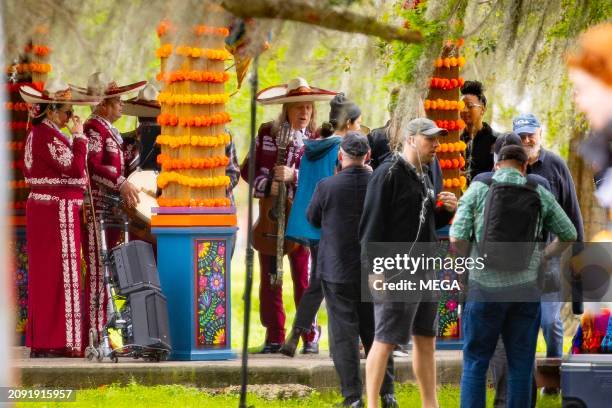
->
[82,115,126,337]
[23,119,88,354]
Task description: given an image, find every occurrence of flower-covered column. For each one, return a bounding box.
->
[151,8,237,360]
[7,25,53,343]
[425,40,467,346]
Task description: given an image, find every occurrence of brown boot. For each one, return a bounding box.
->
[279,327,304,357]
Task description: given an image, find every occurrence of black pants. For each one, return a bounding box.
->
[322,280,394,401]
[293,245,323,331]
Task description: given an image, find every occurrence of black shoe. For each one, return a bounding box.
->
[301,341,319,354]
[335,398,364,407]
[260,343,282,354]
[381,393,399,408]
[279,327,304,357]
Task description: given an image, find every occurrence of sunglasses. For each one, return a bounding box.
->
[519,133,537,140]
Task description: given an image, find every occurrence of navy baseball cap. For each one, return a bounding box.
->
[512,113,541,135]
[340,131,370,157]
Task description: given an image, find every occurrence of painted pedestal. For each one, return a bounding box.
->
[152,208,237,360]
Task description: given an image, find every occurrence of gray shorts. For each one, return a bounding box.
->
[374,301,438,345]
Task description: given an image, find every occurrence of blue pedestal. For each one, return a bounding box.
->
[153,225,237,360]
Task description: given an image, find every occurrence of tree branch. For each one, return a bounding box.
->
[218,0,423,43]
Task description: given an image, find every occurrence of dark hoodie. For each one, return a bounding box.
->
[286,136,342,244]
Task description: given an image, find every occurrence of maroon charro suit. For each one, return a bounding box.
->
[240,121,312,344]
[23,119,87,354]
[82,114,126,338]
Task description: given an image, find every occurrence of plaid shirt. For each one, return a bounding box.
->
[449,167,577,288]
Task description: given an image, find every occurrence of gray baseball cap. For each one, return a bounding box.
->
[406,118,448,137]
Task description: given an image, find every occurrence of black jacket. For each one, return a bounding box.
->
[359,155,454,247]
[461,122,498,181]
[368,123,444,194]
[306,166,371,284]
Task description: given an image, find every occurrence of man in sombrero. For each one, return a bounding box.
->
[240,77,337,353]
[72,72,146,340]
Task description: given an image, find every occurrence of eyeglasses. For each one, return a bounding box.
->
[464,103,483,110]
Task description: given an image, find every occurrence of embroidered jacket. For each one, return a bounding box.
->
[239,121,309,199]
[23,119,88,193]
[84,114,126,194]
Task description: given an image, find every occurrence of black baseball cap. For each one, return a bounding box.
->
[497,145,528,164]
[340,131,370,157]
[493,132,523,155]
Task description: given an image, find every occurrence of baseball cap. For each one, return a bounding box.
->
[340,131,370,157]
[497,145,528,164]
[512,113,541,135]
[493,132,523,155]
[406,118,448,137]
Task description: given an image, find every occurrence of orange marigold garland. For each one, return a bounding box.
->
[157,197,231,207]
[157,21,229,38]
[157,173,230,189]
[157,92,229,105]
[157,112,231,127]
[424,99,466,111]
[156,44,231,60]
[443,176,467,189]
[157,154,230,171]
[156,134,231,148]
[156,70,230,84]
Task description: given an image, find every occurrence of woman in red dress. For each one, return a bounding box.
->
[20,80,99,357]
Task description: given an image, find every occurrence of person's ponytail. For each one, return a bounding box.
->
[320,120,336,138]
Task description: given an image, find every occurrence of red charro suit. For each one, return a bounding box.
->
[82,114,126,337]
[23,119,87,354]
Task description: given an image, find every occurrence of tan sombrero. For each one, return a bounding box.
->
[20,77,101,105]
[70,72,146,99]
[256,77,337,105]
[122,83,160,117]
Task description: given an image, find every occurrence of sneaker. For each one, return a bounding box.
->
[381,393,399,408]
[540,387,560,396]
[302,341,319,354]
[259,343,282,354]
[392,349,410,358]
[335,398,364,407]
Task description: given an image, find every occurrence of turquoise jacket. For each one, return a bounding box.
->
[286,136,342,245]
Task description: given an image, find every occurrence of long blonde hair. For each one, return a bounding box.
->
[272,101,318,135]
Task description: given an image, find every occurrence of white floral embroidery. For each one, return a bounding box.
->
[26,177,87,187]
[58,198,74,349]
[91,174,117,189]
[104,165,118,175]
[48,140,73,167]
[105,138,119,154]
[67,199,83,351]
[24,133,33,170]
[88,130,103,153]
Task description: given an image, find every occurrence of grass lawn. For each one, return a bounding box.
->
[16,382,562,407]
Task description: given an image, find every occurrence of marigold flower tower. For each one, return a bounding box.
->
[425,40,467,344]
[6,26,52,343]
[151,8,236,360]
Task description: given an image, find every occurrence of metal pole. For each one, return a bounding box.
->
[239,54,258,408]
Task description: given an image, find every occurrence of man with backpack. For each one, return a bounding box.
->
[450,145,577,408]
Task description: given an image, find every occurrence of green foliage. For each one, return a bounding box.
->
[16,382,563,407]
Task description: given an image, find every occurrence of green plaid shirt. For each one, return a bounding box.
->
[449,167,577,288]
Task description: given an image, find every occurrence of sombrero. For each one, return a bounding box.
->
[70,72,146,99]
[122,83,160,117]
[19,77,101,105]
[256,77,337,105]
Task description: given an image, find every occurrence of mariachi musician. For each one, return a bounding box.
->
[71,72,146,339]
[19,78,101,357]
[240,77,337,353]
